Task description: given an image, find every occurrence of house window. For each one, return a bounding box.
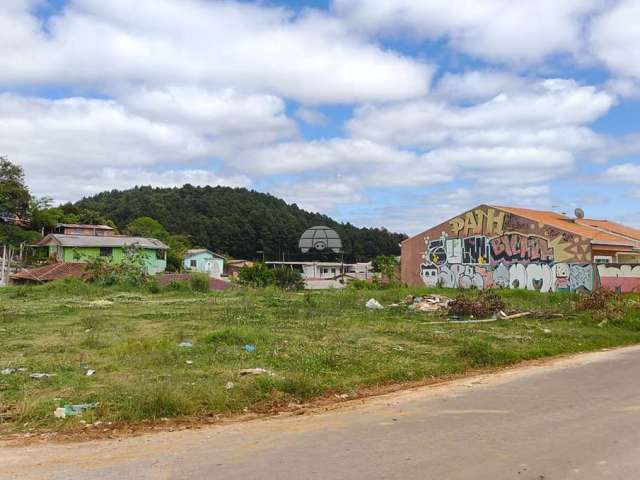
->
[190,260,197,268]
[100,247,113,257]
[156,250,166,260]
[594,255,613,264]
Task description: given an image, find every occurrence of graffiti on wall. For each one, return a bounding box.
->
[489,234,554,264]
[597,264,640,293]
[420,207,594,293]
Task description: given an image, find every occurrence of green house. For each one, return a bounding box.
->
[37,234,169,275]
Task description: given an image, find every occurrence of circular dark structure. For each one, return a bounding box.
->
[299,226,342,254]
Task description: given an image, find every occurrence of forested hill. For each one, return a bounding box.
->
[75,185,407,262]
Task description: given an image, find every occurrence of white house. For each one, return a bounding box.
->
[183,249,225,278]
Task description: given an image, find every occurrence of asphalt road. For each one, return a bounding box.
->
[3,345,640,480]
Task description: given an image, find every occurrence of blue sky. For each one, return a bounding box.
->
[1,0,640,234]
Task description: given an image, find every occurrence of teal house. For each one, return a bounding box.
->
[37,233,169,275]
[183,249,225,278]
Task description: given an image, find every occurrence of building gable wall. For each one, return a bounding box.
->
[401,205,594,292]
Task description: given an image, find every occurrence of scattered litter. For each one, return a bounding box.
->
[239,368,275,377]
[392,345,405,351]
[335,393,349,399]
[243,344,256,353]
[407,295,453,312]
[498,310,532,320]
[543,328,552,334]
[225,381,235,390]
[185,360,193,365]
[365,298,384,310]
[87,300,114,308]
[1,368,15,375]
[178,341,193,348]
[85,369,96,377]
[17,368,27,372]
[420,316,498,325]
[54,402,97,419]
[30,373,56,380]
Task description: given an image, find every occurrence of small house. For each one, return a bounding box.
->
[53,223,116,236]
[225,259,254,278]
[36,233,169,274]
[183,249,225,278]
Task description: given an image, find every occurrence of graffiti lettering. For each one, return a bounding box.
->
[597,264,640,293]
[450,208,505,236]
[489,234,554,265]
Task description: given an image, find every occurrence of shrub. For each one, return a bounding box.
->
[237,263,274,288]
[271,267,304,291]
[146,277,161,294]
[84,245,148,287]
[189,272,210,293]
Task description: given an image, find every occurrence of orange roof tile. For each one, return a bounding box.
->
[577,219,640,243]
[11,262,87,283]
[491,205,640,247]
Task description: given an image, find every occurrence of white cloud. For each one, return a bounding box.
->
[348,79,614,150]
[37,168,250,205]
[272,179,364,213]
[295,107,329,126]
[435,71,530,102]
[334,0,603,64]
[0,0,432,104]
[119,86,298,153]
[0,94,254,200]
[591,0,640,80]
[603,163,640,184]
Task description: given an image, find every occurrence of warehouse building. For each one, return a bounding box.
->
[401,205,640,293]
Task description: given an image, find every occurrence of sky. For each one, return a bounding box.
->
[1,0,640,235]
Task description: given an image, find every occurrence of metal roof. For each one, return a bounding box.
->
[38,234,169,250]
[55,223,114,230]
[184,249,225,259]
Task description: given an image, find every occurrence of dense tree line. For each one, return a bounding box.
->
[76,185,407,262]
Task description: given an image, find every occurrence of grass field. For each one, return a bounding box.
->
[1,279,639,436]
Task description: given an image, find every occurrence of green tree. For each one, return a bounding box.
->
[127,216,168,239]
[0,156,31,219]
[373,255,400,286]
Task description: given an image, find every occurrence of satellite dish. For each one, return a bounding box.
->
[299,226,342,254]
[574,208,585,219]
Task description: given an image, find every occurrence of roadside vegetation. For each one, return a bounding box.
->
[1,282,639,437]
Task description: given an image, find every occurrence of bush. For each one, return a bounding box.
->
[189,273,210,293]
[237,263,274,288]
[271,267,304,291]
[146,277,161,294]
[84,245,148,287]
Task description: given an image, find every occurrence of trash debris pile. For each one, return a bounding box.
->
[54,402,97,419]
[178,341,193,348]
[30,373,56,380]
[405,294,454,312]
[365,298,384,310]
[447,291,505,318]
